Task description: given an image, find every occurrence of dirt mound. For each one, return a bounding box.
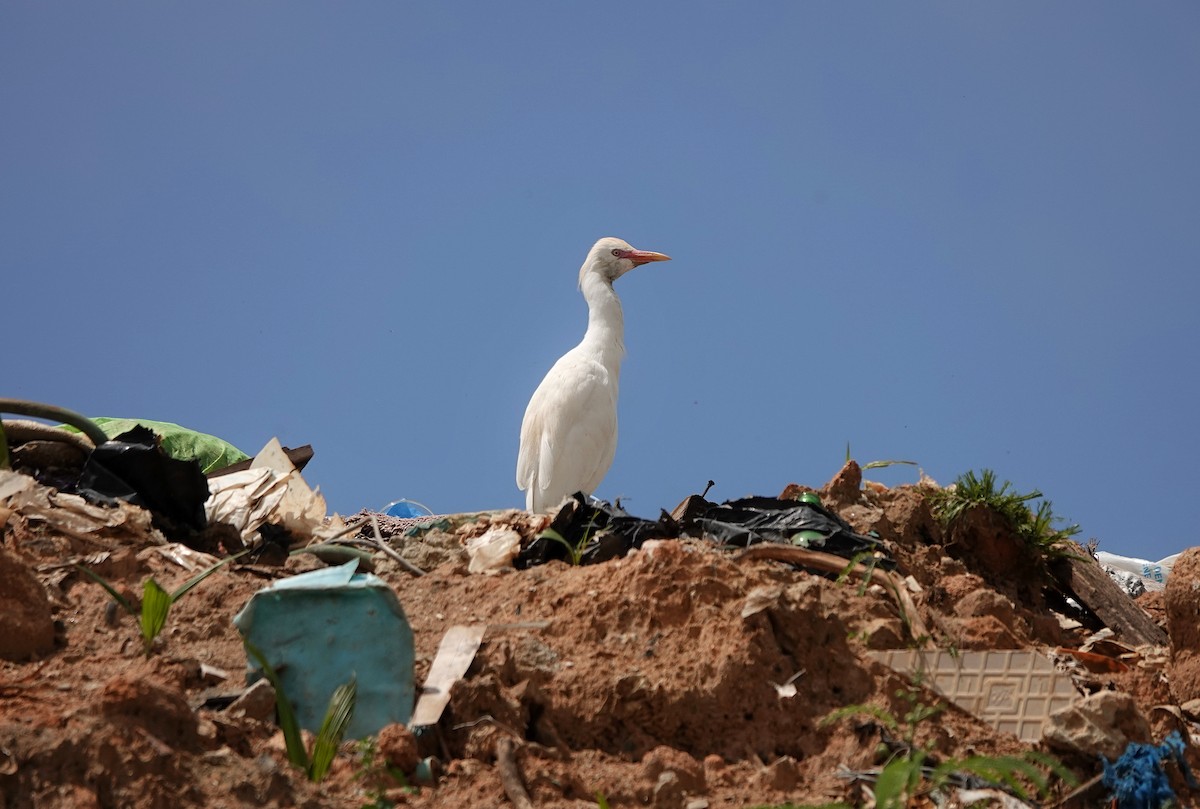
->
[0,463,1195,808]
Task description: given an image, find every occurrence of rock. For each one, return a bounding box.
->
[822,460,862,507]
[228,678,277,722]
[641,745,705,793]
[1042,690,1151,760]
[944,615,1025,649]
[0,549,56,660]
[1164,547,1200,702]
[956,588,1018,624]
[377,723,420,773]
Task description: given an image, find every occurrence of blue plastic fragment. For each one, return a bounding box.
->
[1102,730,1197,809]
[382,499,433,519]
[233,559,415,738]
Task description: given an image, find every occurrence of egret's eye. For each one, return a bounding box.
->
[611,249,622,257]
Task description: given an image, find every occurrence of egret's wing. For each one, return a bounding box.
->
[516,352,617,510]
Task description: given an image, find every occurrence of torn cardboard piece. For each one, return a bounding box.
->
[206,437,345,545]
[410,624,487,728]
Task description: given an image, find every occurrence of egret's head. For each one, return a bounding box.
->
[580,237,671,287]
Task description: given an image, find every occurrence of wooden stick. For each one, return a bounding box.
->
[370,514,426,577]
[737,544,932,645]
[496,737,533,809]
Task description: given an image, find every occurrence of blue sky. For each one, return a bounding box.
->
[3,3,1197,563]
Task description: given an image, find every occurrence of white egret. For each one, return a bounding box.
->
[516,237,671,512]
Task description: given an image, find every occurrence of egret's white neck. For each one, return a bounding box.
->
[579,271,625,371]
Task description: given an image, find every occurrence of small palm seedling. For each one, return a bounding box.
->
[537,507,603,566]
[821,687,1074,807]
[928,469,1081,558]
[78,549,247,655]
[537,527,587,566]
[243,639,357,783]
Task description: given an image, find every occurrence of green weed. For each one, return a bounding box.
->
[537,507,602,566]
[928,469,1081,557]
[821,686,1074,807]
[78,550,246,655]
[243,639,357,782]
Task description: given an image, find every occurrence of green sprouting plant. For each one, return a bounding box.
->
[821,687,1074,807]
[243,639,357,783]
[538,527,586,565]
[595,790,611,809]
[845,442,919,472]
[77,550,247,655]
[928,469,1081,557]
[538,507,603,566]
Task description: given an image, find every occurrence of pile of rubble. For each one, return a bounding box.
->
[0,409,1197,808]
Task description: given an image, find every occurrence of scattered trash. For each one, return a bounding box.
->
[1098,551,1180,596]
[77,425,210,534]
[65,417,249,473]
[1102,731,1198,809]
[517,494,677,568]
[950,788,1035,808]
[677,494,892,564]
[1050,552,1168,647]
[0,468,159,548]
[233,559,414,738]
[466,527,522,574]
[207,437,343,547]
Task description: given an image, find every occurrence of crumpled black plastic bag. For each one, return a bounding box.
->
[516,494,678,568]
[686,495,890,563]
[76,425,210,532]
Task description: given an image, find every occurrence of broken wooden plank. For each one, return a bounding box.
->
[208,444,313,477]
[1051,553,1167,647]
[409,624,487,728]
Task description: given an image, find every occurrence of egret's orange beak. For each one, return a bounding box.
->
[627,249,671,266]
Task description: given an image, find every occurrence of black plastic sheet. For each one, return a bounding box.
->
[516,494,678,568]
[76,425,210,533]
[686,495,890,564]
[517,491,892,570]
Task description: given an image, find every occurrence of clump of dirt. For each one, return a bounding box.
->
[0,462,1193,808]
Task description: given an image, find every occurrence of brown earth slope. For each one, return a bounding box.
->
[0,462,1194,808]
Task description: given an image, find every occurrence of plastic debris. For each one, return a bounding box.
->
[1097,551,1181,595]
[682,495,889,561]
[466,526,522,574]
[77,425,210,533]
[64,417,248,473]
[0,468,158,546]
[233,559,414,738]
[1102,731,1198,809]
[381,499,433,519]
[517,494,677,568]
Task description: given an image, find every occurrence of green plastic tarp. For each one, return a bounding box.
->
[64,418,249,473]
